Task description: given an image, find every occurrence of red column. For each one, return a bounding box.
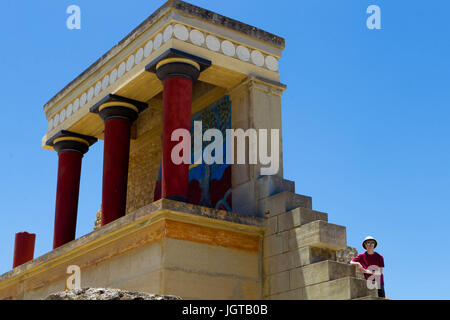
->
[47,132,96,249]
[53,151,82,248]
[101,117,132,226]
[90,96,146,226]
[13,232,35,268]
[154,58,200,202]
[161,76,193,201]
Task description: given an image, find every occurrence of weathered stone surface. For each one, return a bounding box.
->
[289,260,356,289]
[288,220,347,251]
[303,277,378,300]
[277,207,328,232]
[44,288,181,300]
[255,176,295,200]
[336,246,358,264]
[258,191,312,217]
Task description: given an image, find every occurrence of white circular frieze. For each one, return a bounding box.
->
[154,33,163,50]
[236,46,250,61]
[265,56,279,71]
[53,114,59,128]
[102,75,109,91]
[73,99,80,112]
[66,103,73,117]
[135,48,143,65]
[190,29,204,46]
[163,25,173,43]
[206,35,220,51]
[118,62,126,78]
[221,40,235,57]
[126,55,135,72]
[48,119,53,131]
[144,40,153,57]
[94,81,102,96]
[174,24,189,41]
[80,93,87,107]
[110,69,118,85]
[87,87,94,102]
[251,50,264,66]
[60,109,66,123]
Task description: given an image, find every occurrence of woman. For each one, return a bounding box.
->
[350,236,385,298]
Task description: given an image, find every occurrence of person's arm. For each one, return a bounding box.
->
[350,257,367,273]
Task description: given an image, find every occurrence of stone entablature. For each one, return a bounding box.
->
[42,0,285,150]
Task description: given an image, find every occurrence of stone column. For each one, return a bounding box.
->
[46,131,97,249]
[228,76,288,216]
[146,49,210,202]
[91,94,147,226]
[13,232,36,268]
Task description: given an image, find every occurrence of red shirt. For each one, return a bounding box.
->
[351,251,385,286]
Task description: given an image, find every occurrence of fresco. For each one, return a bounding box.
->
[154,96,232,211]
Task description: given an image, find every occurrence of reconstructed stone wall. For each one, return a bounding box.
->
[126,98,163,214]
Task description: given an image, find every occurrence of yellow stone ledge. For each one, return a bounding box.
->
[0,199,265,294]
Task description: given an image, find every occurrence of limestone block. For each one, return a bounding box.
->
[277,207,328,232]
[258,191,312,217]
[289,260,356,289]
[108,241,163,283]
[263,232,289,258]
[288,220,347,251]
[255,176,295,200]
[95,270,162,296]
[163,238,259,279]
[263,246,337,276]
[162,269,261,300]
[263,252,291,275]
[266,271,290,295]
[287,246,335,269]
[303,277,378,300]
[268,288,305,300]
[353,296,387,300]
[23,279,66,300]
[232,180,256,215]
[265,216,278,236]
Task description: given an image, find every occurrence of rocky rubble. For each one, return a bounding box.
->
[44,287,182,300]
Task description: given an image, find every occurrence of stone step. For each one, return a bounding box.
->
[264,219,346,258]
[264,260,358,297]
[288,220,347,251]
[255,176,295,200]
[258,191,312,216]
[263,246,337,274]
[289,260,357,289]
[303,277,378,300]
[265,207,328,236]
[353,296,388,300]
[266,277,378,300]
[277,207,328,233]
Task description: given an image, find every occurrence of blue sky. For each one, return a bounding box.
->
[1,0,449,300]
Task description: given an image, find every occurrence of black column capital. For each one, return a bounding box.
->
[145,48,211,82]
[90,94,148,123]
[46,130,97,155]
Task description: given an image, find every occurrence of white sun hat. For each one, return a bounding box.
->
[362,236,378,249]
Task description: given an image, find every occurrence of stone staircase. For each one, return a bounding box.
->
[259,176,382,300]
